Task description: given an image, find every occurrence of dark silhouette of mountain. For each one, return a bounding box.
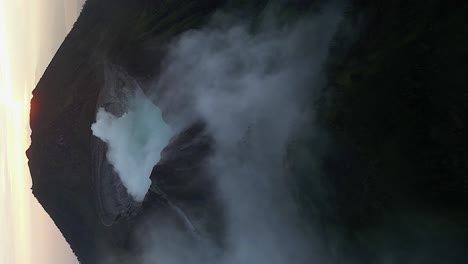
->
[27,0,233,262]
[27,0,468,263]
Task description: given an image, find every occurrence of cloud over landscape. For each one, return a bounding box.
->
[95,3,343,263]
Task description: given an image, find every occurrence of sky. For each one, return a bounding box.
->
[0,0,85,263]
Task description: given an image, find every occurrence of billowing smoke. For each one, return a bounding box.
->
[129,4,344,264]
[93,1,344,263]
[92,2,468,264]
[91,88,173,202]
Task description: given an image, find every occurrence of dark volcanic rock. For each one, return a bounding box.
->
[148,121,225,243]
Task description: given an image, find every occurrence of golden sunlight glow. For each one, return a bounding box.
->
[0,2,30,263]
[0,0,84,263]
[0,1,32,262]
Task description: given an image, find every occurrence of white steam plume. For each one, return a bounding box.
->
[130,4,344,264]
[91,88,173,202]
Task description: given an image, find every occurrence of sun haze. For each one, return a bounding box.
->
[0,0,85,263]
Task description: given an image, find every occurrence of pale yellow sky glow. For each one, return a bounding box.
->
[0,0,85,263]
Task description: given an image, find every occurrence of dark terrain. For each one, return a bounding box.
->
[27,0,468,263]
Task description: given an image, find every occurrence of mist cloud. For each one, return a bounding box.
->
[93,1,344,262]
[133,4,344,264]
